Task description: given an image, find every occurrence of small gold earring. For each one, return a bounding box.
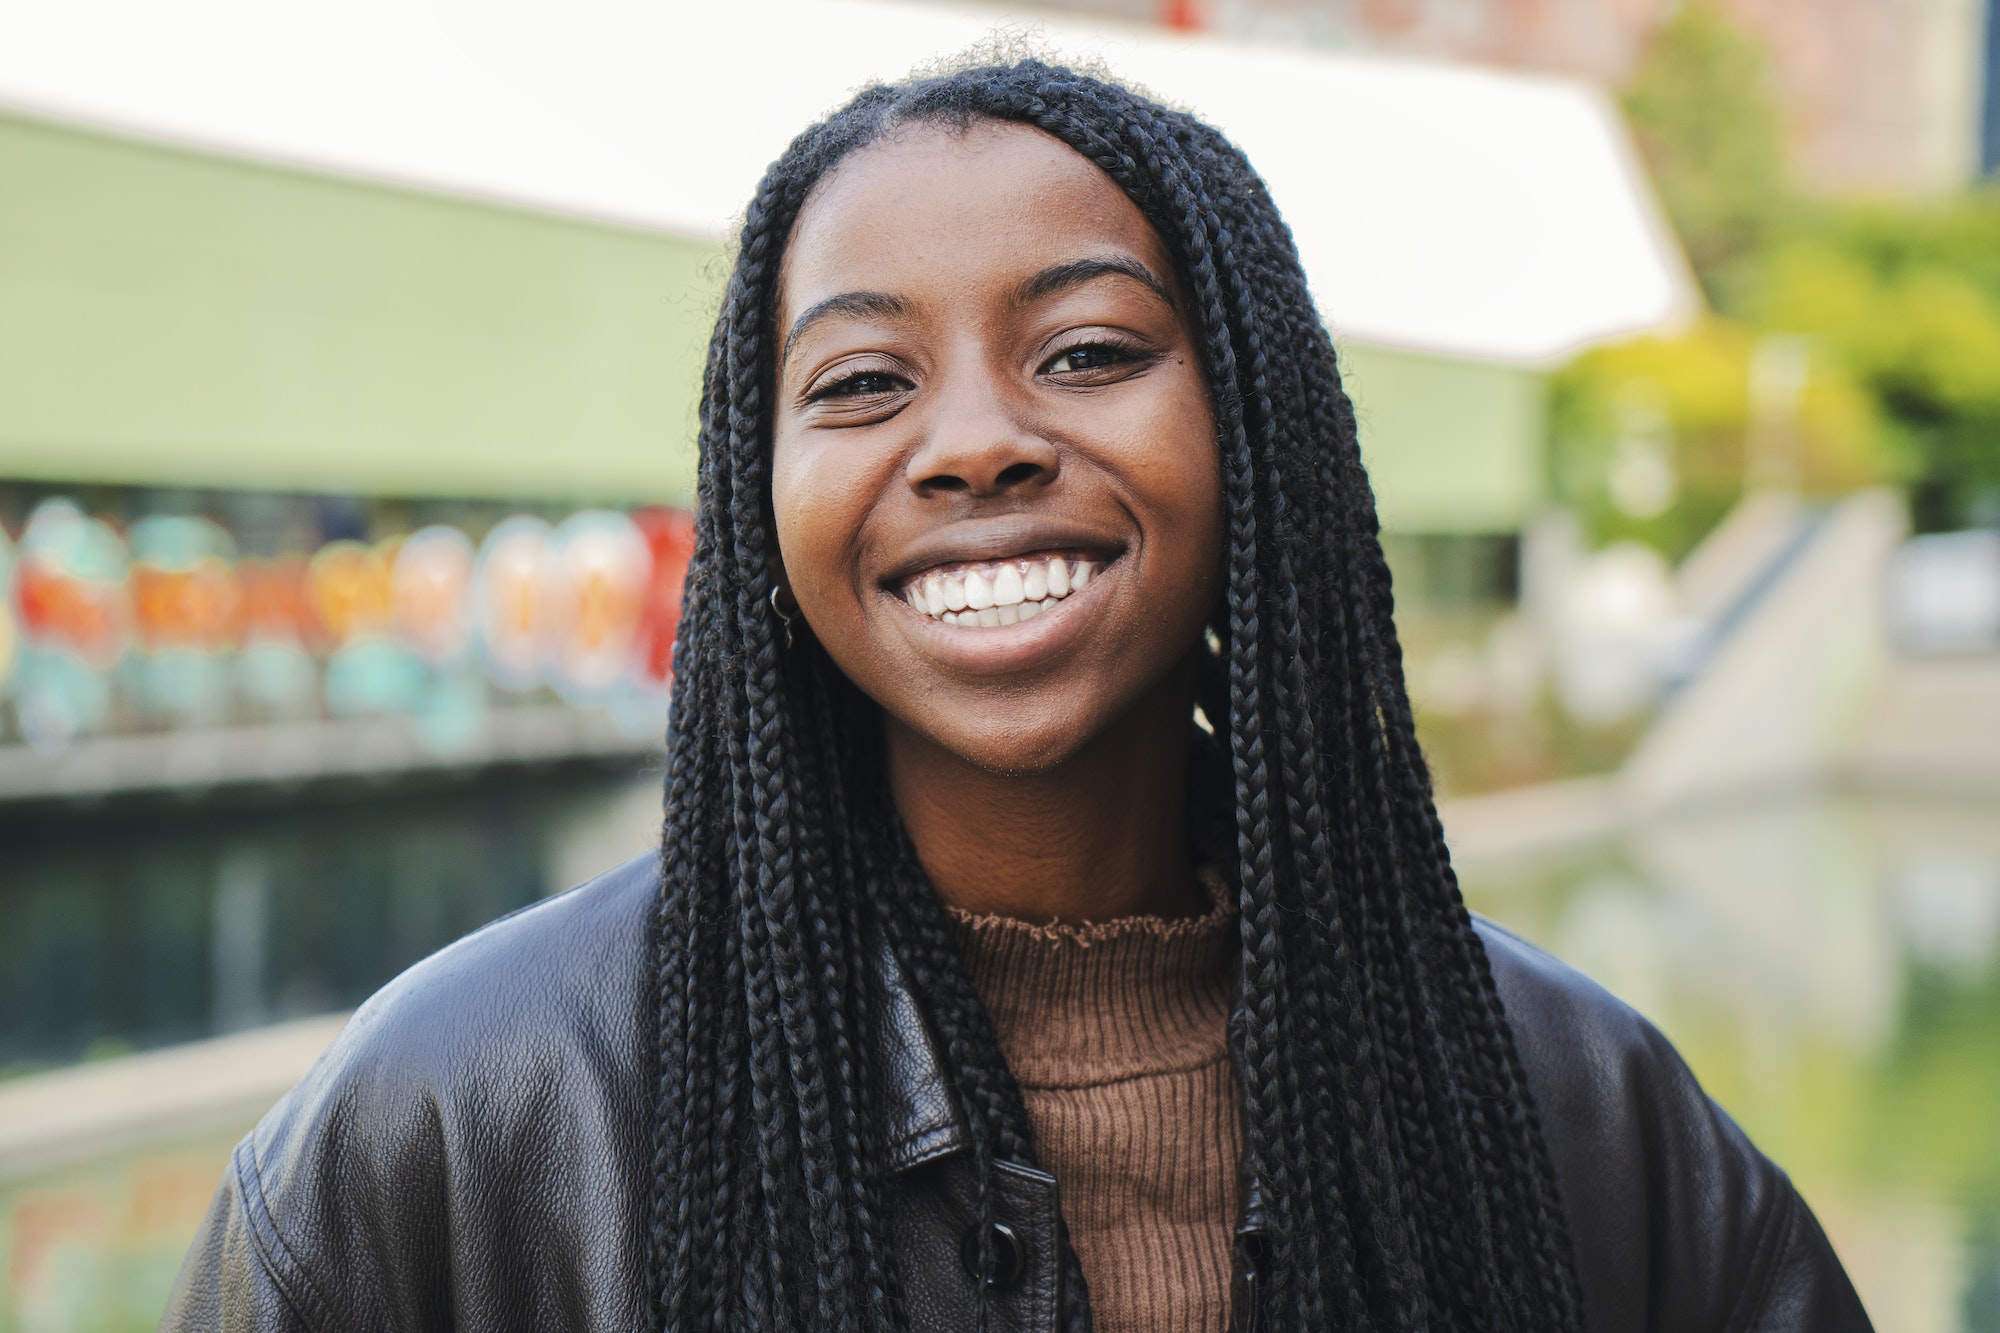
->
[769,584,796,650]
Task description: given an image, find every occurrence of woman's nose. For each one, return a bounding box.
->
[906,381,1059,498]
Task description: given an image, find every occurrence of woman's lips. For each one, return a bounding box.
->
[884,550,1117,677]
[898,553,1099,628]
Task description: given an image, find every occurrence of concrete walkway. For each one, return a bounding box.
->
[0,1014,349,1184]
[0,703,657,805]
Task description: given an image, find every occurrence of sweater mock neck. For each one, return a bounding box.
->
[947,870,1241,1333]
[948,871,1237,1088]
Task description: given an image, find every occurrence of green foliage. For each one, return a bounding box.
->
[1621,3,1791,301]
[1745,199,2000,529]
[1560,8,2000,543]
[1550,320,1883,559]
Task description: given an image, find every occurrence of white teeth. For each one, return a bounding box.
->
[902,554,1106,627]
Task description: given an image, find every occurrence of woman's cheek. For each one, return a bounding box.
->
[771,437,837,565]
[770,433,886,625]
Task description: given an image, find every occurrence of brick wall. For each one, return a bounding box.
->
[1024,0,1989,193]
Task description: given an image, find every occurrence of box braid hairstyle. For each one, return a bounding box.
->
[650,57,1587,1333]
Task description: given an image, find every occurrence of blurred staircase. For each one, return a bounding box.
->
[1446,489,1998,862]
[1622,489,1906,809]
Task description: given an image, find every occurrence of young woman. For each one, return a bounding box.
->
[165,60,1872,1333]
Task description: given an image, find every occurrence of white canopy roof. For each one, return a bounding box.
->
[0,0,1697,365]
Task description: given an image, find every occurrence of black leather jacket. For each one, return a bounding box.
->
[163,853,1872,1332]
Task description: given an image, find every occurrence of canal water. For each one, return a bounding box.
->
[2,775,1996,1330]
[1455,787,2000,1333]
[0,766,663,1075]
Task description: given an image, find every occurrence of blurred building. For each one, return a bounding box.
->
[0,0,1700,790]
[1039,0,1997,195]
[0,114,712,507]
[0,0,1694,646]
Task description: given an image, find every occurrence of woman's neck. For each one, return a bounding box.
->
[885,666,1205,924]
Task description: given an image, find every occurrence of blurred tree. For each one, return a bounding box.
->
[1550,320,1882,559]
[1622,2,1792,307]
[1746,201,2000,530]
[1559,7,2000,545]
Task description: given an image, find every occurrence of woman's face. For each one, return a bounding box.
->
[770,120,1224,775]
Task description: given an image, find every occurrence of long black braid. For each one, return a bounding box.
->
[649,59,1587,1333]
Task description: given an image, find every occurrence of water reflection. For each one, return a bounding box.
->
[2,778,1995,1330]
[0,767,660,1074]
[1458,788,2000,1333]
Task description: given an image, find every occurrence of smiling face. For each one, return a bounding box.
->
[770,119,1224,776]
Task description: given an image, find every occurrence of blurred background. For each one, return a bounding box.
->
[1,0,1997,1327]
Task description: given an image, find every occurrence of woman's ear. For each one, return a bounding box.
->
[766,556,801,649]
[766,555,799,616]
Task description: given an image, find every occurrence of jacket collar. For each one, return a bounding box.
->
[869,920,1270,1244]
[873,929,974,1172]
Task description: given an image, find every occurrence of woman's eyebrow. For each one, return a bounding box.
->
[781,291,909,367]
[1015,257,1172,309]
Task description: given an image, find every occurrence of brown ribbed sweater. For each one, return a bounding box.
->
[950,875,1241,1333]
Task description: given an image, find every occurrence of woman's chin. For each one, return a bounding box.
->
[884,707,1101,780]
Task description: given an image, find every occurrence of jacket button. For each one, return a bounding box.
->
[1232,1230,1267,1333]
[960,1220,1026,1291]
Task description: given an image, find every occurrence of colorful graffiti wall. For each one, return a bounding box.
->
[0,492,694,750]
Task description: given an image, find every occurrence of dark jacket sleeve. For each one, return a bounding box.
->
[161,1138,338,1331]
[157,1017,449,1333]
[1477,918,1873,1333]
[160,857,661,1333]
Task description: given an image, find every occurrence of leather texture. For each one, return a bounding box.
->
[160,852,1874,1332]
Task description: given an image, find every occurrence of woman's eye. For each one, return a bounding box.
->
[1045,343,1136,375]
[812,370,906,400]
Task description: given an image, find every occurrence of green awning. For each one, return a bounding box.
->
[1,112,1544,532]
[0,113,714,505]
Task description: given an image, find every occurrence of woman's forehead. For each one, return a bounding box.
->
[776,120,1177,323]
